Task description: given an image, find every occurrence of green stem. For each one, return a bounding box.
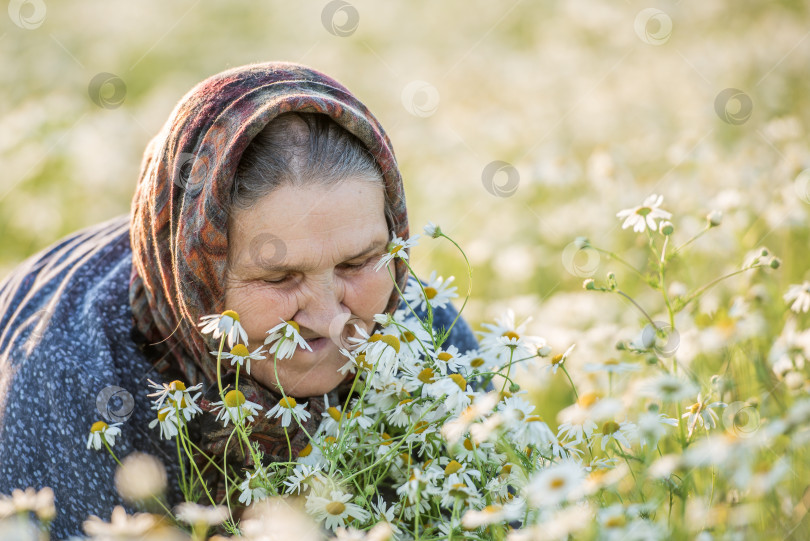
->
[560,365,579,401]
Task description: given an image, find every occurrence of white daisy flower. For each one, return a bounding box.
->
[266,396,311,428]
[582,357,639,374]
[682,393,727,437]
[0,487,55,521]
[198,309,248,349]
[557,394,622,445]
[784,281,810,313]
[439,479,482,510]
[238,468,269,506]
[346,325,402,380]
[87,421,122,450]
[305,489,370,532]
[174,502,228,527]
[525,460,586,508]
[210,390,262,427]
[547,344,576,375]
[616,194,672,233]
[297,440,327,468]
[478,309,543,367]
[637,411,679,448]
[513,413,556,449]
[283,463,324,495]
[146,379,203,421]
[599,420,637,451]
[638,374,698,403]
[215,343,266,375]
[429,345,470,377]
[264,319,312,360]
[402,272,458,313]
[423,221,442,238]
[148,406,180,440]
[374,233,420,272]
[83,506,159,538]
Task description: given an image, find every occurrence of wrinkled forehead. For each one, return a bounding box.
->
[225,180,389,273]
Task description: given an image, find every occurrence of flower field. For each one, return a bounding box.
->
[2,1,810,539]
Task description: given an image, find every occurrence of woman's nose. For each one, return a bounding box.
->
[294,272,353,344]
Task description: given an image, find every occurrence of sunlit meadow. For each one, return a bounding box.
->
[2,1,810,540]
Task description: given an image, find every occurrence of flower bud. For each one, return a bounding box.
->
[509,383,521,393]
[659,220,674,236]
[583,278,596,290]
[574,236,590,249]
[769,257,781,269]
[707,210,723,228]
[607,272,617,290]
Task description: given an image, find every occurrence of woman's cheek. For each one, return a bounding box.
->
[241,286,296,341]
[350,266,395,318]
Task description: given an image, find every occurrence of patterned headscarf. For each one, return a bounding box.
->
[128,61,409,496]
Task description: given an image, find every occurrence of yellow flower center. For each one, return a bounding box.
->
[418,367,436,384]
[168,380,187,392]
[380,335,401,352]
[389,244,403,255]
[449,374,467,390]
[413,421,429,434]
[401,331,416,343]
[286,320,300,332]
[398,398,414,407]
[279,397,297,409]
[500,464,512,475]
[578,392,599,408]
[437,352,453,362]
[324,436,338,445]
[90,421,108,433]
[448,483,469,499]
[470,357,485,368]
[381,433,393,446]
[327,407,342,422]
[501,330,520,340]
[157,408,171,422]
[689,403,701,414]
[424,287,437,299]
[326,501,346,515]
[602,421,620,435]
[605,515,626,528]
[224,390,245,408]
[525,415,544,423]
[222,310,240,322]
[245,475,264,490]
[463,437,476,451]
[549,476,566,489]
[230,344,249,357]
[551,353,564,365]
[604,358,620,365]
[299,443,312,457]
[444,460,463,475]
[354,353,373,371]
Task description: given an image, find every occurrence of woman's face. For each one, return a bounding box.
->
[224,178,395,397]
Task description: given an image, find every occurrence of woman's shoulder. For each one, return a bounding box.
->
[395,296,480,355]
[0,214,178,539]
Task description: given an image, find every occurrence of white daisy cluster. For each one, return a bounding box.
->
[67,213,810,541]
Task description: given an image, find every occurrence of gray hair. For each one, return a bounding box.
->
[230,112,393,227]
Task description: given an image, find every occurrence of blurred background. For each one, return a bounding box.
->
[2,0,809,362]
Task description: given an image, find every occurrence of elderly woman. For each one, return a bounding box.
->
[0,62,477,538]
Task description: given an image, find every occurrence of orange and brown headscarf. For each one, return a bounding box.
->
[127,61,409,495]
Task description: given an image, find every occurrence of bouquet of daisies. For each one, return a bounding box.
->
[6,196,810,541]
